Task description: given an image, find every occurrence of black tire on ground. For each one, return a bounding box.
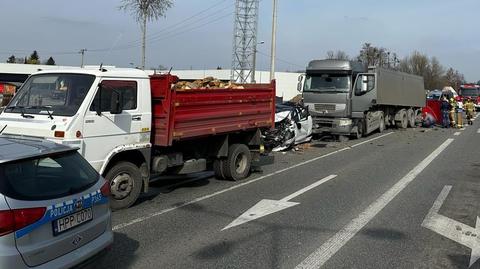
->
[213,158,226,180]
[351,120,363,139]
[396,111,408,129]
[407,109,415,128]
[222,144,252,181]
[105,161,143,211]
[378,113,385,133]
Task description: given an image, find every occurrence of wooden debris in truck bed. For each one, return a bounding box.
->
[172,77,245,90]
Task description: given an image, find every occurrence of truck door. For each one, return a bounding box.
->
[351,73,376,113]
[352,73,382,133]
[82,79,147,171]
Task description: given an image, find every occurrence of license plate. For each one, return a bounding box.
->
[53,208,93,236]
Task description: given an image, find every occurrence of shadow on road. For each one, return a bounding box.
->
[79,232,139,269]
[131,172,215,207]
[361,227,407,240]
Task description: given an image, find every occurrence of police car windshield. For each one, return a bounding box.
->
[0,151,99,201]
[5,73,95,117]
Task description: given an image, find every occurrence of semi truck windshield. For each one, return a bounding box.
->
[5,74,95,117]
[304,74,350,93]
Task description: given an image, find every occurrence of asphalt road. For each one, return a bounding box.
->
[86,117,480,269]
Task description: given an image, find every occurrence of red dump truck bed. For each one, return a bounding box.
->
[150,74,275,147]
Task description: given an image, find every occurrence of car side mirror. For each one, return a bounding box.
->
[110,90,123,114]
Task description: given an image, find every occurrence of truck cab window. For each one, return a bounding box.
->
[90,80,138,112]
[5,74,95,117]
[354,74,375,96]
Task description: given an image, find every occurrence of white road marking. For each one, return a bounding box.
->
[222,175,337,230]
[113,132,394,231]
[295,138,454,269]
[454,132,462,136]
[460,128,466,131]
[421,185,480,268]
[477,128,480,134]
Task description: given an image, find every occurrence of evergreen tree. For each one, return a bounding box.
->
[6,55,16,63]
[45,57,56,65]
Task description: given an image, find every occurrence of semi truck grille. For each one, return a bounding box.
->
[317,121,333,128]
[314,104,336,111]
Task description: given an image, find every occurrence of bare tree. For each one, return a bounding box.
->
[326,50,349,60]
[444,68,465,90]
[426,57,444,90]
[356,43,392,68]
[119,0,173,70]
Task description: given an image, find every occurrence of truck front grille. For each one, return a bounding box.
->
[314,104,336,111]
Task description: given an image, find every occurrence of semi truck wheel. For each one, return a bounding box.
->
[351,120,364,139]
[223,144,252,181]
[378,113,385,133]
[213,159,226,180]
[105,162,143,210]
[396,111,408,129]
[407,109,415,128]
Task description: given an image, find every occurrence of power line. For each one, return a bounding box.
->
[119,0,232,48]
[89,12,234,53]
[257,50,304,69]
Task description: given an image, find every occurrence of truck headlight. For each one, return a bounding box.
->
[338,119,352,126]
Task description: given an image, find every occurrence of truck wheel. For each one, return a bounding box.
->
[351,120,364,139]
[396,111,408,129]
[223,144,252,181]
[407,109,415,128]
[213,159,226,180]
[378,114,385,133]
[105,162,142,211]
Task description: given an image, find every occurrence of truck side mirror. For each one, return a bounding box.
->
[110,90,123,114]
[297,74,305,93]
[361,79,369,93]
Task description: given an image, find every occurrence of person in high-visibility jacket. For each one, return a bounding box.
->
[449,98,457,127]
[465,98,475,125]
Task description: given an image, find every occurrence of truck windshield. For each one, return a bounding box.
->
[5,73,95,117]
[460,88,479,97]
[304,74,350,93]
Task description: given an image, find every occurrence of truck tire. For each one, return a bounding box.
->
[223,144,252,181]
[407,109,415,128]
[213,159,226,180]
[105,162,142,211]
[351,120,363,139]
[396,111,408,129]
[378,113,385,133]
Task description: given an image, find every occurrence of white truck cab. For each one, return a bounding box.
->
[0,67,153,209]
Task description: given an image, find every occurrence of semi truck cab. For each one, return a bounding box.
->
[300,60,366,137]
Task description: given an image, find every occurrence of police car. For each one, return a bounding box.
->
[0,136,113,268]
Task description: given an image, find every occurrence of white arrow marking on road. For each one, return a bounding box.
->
[222,175,337,231]
[422,185,480,268]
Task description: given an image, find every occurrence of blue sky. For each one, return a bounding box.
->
[1,0,479,81]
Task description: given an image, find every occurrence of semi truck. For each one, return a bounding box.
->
[299,60,425,139]
[0,67,275,210]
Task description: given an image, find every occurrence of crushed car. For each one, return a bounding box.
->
[264,101,313,152]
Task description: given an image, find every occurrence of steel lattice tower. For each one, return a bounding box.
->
[231,0,260,83]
